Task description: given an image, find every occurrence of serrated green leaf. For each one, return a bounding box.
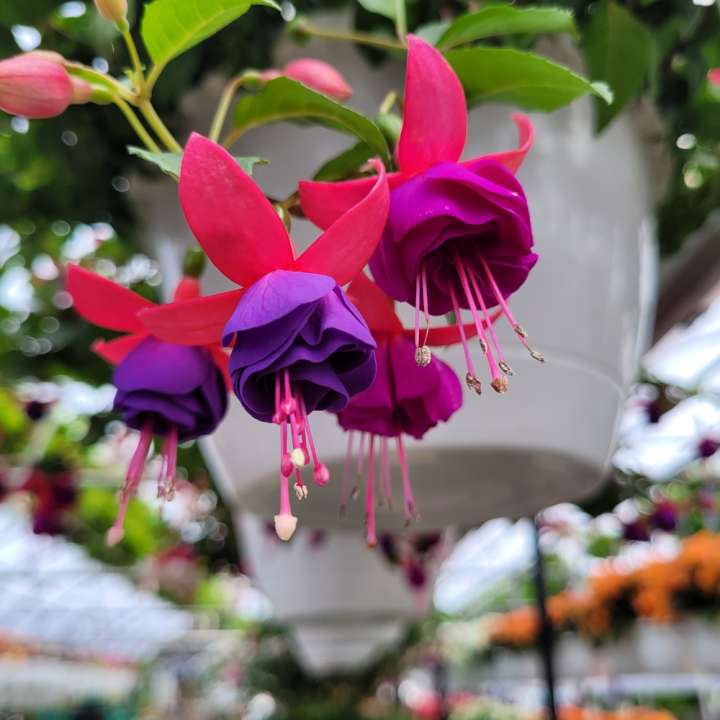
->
[233,77,391,164]
[358,0,398,20]
[583,0,652,131]
[128,147,266,179]
[446,46,612,112]
[438,5,578,49]
[141,0,280,73]
[313,142,373,182]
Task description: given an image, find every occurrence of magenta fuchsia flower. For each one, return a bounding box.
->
[139,134,390,541]
[336,274,492,546]
[0,52,91,119]
[300,35,541,395]
[67,266,229,545]
[262,58,352,101]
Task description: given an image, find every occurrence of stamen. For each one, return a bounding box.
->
[340,431,354,515]
[454,251,504,391]
[299,396,329,486]
[480,257,545,363]
[107,419,153,546]
[280,421,293,478]
[449,283,481,395]
[396,434,417,524]
[283,371,305,468]
[381,436,393,510]
[366,434,377,548]
[468,269,512,377]
[353,432,365,499]
[162,425,178,501]
[414,265,431,367]
[274,468,297,542]
[294,470,308,500]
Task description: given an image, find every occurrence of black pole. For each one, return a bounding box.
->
[532,515,558,720]
[431,654,449,720]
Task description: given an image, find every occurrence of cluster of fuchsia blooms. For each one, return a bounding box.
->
[3,22,545,546]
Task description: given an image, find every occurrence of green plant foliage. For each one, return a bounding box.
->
[584,0,654,131]
[127,147,266,179]
[233,77,392,164]
[446,46,612,111]
[141,0,280,72]
[437,5,578,50]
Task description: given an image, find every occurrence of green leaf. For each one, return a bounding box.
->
[313,142,373,182]
[583,0,653,131]
[438,5,578,49]
[358,0,398,20]
[128,147,266,179]
[446,47,613,112]
[233,77,391,164]
[141,0,280,73]
[414,20,452,46]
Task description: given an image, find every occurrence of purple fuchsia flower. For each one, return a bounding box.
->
[336,274,489,546]
[67,266,229,545]
[300,35,541,395]
[138,135,390,541]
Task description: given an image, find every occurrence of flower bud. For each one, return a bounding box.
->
[94,0,128,25]
[709,68,720,87]
[282,59,352,102]
[0,53,72,119]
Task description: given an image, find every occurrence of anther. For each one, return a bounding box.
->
[491,376,509,394]
[530,349,545,363]
[499,361,514,376]
[415,345,431,367]
[514,324,527,339]
[294,482,308,500]
[465,373,482,395]
[290,447,306,468]
[351,485,360,501]
[479,339,488,354]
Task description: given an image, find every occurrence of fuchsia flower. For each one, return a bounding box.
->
[138,134,390,541]
[300,35,541,395]
[262,58,352,101]
[67,266,229,545]
[0,52,90,119]
[336,274,494,545]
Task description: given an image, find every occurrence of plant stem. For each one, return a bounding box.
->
[139,101,182,153]
[122,30,145,93]
[210,73,253,142]
[300,22,406,51]
[394,0,407,41]
[65,63,135,103]
[114,98,161,152]
[221,127,243,149]
[379,90,398,115]
[144,63,165,97]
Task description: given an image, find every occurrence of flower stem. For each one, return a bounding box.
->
[394,0,407,41]
[122,30,145,93]
[139,101,182,153]
[113,98,161,152]
[299,21,406,51]
[379,90,398,116]
[209,72,254,142]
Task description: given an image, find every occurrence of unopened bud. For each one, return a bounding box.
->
[182,246,206,279]
[70,76,93,105]
[94,0,128,25]
[0,53,72,119]
[283,59,352,102]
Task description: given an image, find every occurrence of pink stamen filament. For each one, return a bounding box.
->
[396,434,416,523]
[340,431,354,513]
[299,396,320,468]
[366,434,377,547]
[468,267,508,368]
[449,283,479,380]
[284,370,303,455]
[421,264,430,344]
[380,436,393,508]
[414,270,421,349]
[453,251,502,383]
[160,425,178,501]
[108,419,154,546]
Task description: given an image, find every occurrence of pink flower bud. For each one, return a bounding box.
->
[70,76,93,105]
[94,0,128,24]
[709,68,720,87]
[282,59,352,101]
[0,53,72,119]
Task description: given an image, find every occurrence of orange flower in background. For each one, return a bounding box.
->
[488,606,540,647]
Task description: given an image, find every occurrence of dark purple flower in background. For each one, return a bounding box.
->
[108,336,227,546]
[650,500,678,532]
[222,269,376,542]
[697,437,720,459]
[623,518,650,542]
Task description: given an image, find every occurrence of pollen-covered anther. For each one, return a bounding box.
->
[530,349,545,363]
[465,373,482,395]
[499,361,514,376]
[513,324,527,339]
[491,376,509,394]
[479,339,488,354]
[290,447,307,468]
[415,345,431,367]
[294,482,309,500]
